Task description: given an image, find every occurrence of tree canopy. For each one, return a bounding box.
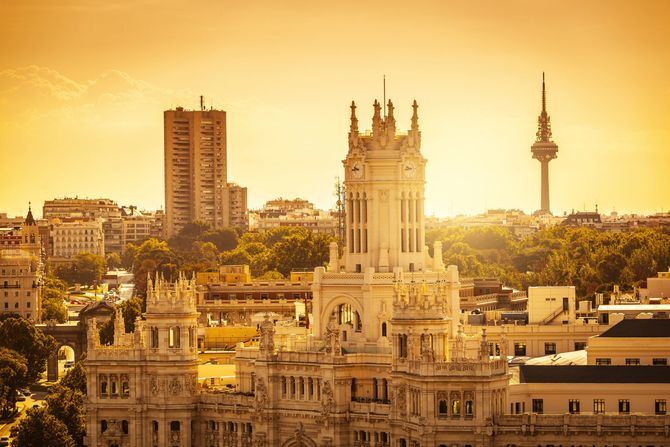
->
[427,225,670,297]
[11,407,75,447]
[0,317,56,382]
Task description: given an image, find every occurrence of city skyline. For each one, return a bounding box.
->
[2,0,670,218]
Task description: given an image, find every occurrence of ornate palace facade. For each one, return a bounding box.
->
[85,100,670,447]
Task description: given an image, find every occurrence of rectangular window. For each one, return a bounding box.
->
[544,342,557,355]
[593,399,605,414]
[596,358,611,366]
[514,343,526,356]
[569,399,580,414]
[625,358,640,366]
[656,399,667,415]
[574,342,587,351]
[260,293,269,300]
[532,399,544,414]
[618,399,630,413]
[653,358,667,366]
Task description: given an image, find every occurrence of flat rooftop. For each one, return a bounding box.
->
[520,365,670,383]
[599,318,670,338]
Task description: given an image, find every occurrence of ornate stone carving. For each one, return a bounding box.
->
[254,377,268,416]
[150,376,159,396]
[323,314,341,356]
[168,376,183,395]
[320,380,335,426]
[379,189,389,203]
[396,386,407,417]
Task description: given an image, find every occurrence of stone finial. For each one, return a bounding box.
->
[327,241,339,272]
[372,99,383,139]
[350,100,358,134]
[433,240,445,272]
[259,314,275,355]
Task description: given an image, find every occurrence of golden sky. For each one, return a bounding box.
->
[1,0,669,218]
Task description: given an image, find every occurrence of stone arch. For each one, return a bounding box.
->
[320,294,364,332]
[48,341,80,381]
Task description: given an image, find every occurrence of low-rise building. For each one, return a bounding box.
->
[0,248,41,321]
[50,219,105,259]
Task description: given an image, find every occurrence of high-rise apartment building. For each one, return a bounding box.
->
[164,102,247,237]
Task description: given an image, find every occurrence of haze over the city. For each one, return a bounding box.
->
[1,0,669,217]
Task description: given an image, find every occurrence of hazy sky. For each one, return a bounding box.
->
[1,0,669,218]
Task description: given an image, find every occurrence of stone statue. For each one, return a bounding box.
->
[254,377,268,415]
[259,314,275,354]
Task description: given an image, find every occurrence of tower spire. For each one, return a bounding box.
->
[536,72,553,143]
[25,202,35,226]
[386,99,396,138]
[349,100,358,134]
[372,99,382,138]
[411,99,419,132]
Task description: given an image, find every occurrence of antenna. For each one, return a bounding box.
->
[200,95,205,111]
[383,75,386,117]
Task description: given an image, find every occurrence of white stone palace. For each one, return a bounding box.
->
[85,100,670,447]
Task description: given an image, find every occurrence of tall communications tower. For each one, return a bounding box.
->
[531,73,558,214]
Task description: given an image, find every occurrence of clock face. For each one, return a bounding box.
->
[403,161,416,178]
[351,162,363,179]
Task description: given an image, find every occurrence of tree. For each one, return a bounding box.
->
[55,253,107,286]
[99,297,143,345]
[201,228,238,251]
[11,407,75,447]
[106,252,122,270]
[132,238,180,297]
[45,385,86,447]
[0,317,57,382]
[0,348,28,418]
[59,361,87,395]
[41,271,69,323]
[41,297,68,323]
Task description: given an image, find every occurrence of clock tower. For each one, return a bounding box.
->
[342,99,426,273]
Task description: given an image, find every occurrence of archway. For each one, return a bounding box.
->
[57,345,76,378]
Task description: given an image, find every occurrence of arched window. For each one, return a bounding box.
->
[308,377,314,399]
[101,420,108,433]
[170,421,180,432]
[100,376,108,396]
[382,379,388,402]
[150,327,159,348]
[110,376,118,395]
[465,399,474,416]
[338,304,354,325]
[299,377,305,398]
[290,377,296,397]
[438,400,448,416]
[122,420,129,434]
[373,378,378,401]
[452,399,461,417]
[281,376,287,396]
[152,421,159,432]
[381,322,387,337]
[121,376,130,397]
[169,326,180,348]
[351,378,357,401]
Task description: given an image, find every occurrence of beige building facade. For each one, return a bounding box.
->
[51,219,105,259]
[85,99,670,447]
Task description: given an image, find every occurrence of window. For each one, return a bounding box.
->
[438,400,448,417]
[150,327,159,348]
[544,343,556,355]
[653,358,667,365]
[465,399,473,416]
[532,398,544,414]
[593,399,605,414]
[122,420,129,434]
[574,341,587,351]
[569,399,580,414]
[260,293,268,300]
[625,358,640,366]
[101,420,108,433]
[452,399,461,416]
[170,421,180,431]
[618,399,630,413]
[596,358,611,366]
[514,343,526,356]
[169,326,180,348]
[656,399,667,415]
[381,322,387,337]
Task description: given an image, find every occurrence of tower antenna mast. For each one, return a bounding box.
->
[383,75,386,117]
